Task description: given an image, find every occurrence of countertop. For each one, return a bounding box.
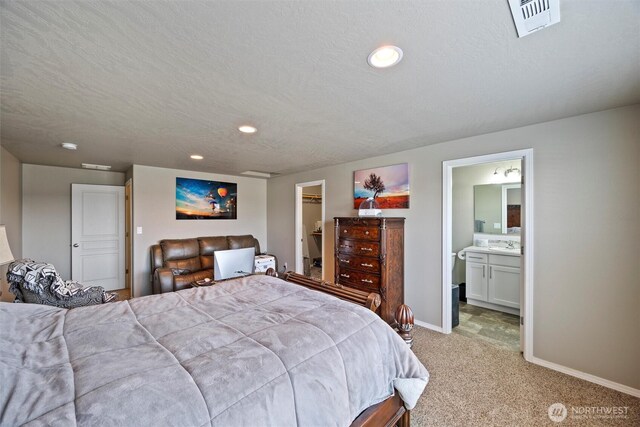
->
[461,245,520,257]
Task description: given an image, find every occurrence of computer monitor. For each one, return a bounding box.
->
[213,247,255,280]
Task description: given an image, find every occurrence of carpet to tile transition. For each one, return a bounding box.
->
[409,326,639,426]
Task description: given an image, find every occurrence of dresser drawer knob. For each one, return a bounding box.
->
[361,263,373,267]
[343,230,347,233]
[365,231,369,235]
[361,279,373,284]
[340,274,350,279]
[360,247,373,251]
[340,259,350,263]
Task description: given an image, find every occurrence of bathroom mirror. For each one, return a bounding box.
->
[474,183,521,235]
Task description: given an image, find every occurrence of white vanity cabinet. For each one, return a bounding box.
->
[465,249,520,314]
[465,252,488,301]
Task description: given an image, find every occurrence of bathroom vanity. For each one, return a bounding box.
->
[463,246,520,315]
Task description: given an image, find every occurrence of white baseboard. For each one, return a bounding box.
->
[414,319,444,333]
[530,356,640,398]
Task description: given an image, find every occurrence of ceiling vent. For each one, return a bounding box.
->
[508,0,560,38]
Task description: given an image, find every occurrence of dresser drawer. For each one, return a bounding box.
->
[337,254,380,273]
[337,218,382,228]
[338,225,380,241]
[336,268,380,291]
[337,239,380,257]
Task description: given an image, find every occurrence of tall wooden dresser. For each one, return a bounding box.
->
[334,217,405,323]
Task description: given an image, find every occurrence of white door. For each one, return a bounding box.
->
[519,162,526,352]
[71,184,125,291]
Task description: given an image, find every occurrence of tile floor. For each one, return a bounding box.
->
[453,302,520,352]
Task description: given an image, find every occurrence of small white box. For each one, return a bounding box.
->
[254,255,276,273]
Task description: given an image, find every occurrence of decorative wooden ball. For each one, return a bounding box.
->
[395,304,414,348]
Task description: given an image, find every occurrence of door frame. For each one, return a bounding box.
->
[125,179,133,295]
[295,180,325,278]
[442,148,534,361]
[71,183,126,291]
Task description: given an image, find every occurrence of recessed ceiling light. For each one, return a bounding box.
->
[367,45,403,68]
[190,154,204,160]
[61,142,78,150]
[238,125,257,134]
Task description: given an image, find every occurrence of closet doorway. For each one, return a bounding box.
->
[295,180,325,279]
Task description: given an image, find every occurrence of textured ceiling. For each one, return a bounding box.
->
[1,1,639,176]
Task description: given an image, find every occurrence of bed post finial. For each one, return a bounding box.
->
[395,304,414,348]
[265,268,277,277]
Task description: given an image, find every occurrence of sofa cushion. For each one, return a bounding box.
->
[227,235,260,254]
[161,239,200,261]
[198,236,229,270]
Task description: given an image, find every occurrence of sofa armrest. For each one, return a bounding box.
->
[153,268,175,294]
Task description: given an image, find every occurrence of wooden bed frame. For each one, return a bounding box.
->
[266,269,414,427]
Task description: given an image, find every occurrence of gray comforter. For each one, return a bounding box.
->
[1,274,428,426]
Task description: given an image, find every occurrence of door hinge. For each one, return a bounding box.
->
[520,246,524,255]
[520,316,524,326]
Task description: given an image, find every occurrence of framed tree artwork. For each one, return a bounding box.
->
[354,163,410,209]
[176,177,237,219]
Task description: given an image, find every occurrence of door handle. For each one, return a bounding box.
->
[483,265,486,278]
[73,243,79,248]
[489,266,492,279]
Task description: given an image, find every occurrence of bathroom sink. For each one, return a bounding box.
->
[489,246,519,252]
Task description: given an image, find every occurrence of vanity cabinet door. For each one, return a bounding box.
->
[488,265,520,308]
[466,261,487,301]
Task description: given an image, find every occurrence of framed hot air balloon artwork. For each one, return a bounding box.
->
[176,177,238,220]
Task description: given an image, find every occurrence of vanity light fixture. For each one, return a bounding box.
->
[504,166,521,178]
[238,125,257,134]
[190,154,204,160]
[367,45,403,68]
[493,166,521,179]
[61,142,78,150]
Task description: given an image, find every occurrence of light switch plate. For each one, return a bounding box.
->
[136,227,143,235]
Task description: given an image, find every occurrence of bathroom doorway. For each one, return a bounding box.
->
[442,149,534,360]
[295,180,325,279]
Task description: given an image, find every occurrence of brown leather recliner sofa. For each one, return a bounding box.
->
[151,235,261,294]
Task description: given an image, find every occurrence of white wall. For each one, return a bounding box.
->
[132,165,267,297]
[22,164,125,279]
[267,105,640,390]
[0,147,22,301]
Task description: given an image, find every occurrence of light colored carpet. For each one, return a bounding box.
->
[409,326,639,426]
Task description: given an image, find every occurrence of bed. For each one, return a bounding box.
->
[0,272,428,426]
